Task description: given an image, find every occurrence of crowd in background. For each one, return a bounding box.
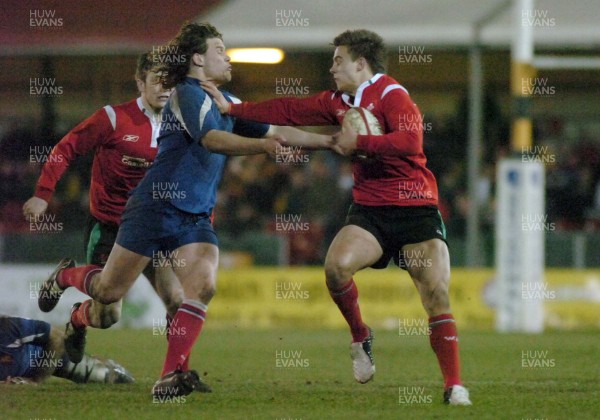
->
[1,110,599,264]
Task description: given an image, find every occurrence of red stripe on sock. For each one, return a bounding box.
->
[179,303,206,320]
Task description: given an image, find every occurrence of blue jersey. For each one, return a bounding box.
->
[131,77,269,215]
[0,316,51,379]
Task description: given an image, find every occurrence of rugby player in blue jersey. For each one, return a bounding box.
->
[1,315,133,384]
[38,21,333,397]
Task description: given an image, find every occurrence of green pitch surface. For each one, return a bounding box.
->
[2,328,598,419]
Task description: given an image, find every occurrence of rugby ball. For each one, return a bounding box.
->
[343,107,383,136]
[343,107,382,162]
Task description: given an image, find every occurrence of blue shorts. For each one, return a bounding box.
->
[0,316,51,380]
[116,195,218,258]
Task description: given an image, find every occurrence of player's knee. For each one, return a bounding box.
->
[159,289,183,316]
[186,275,217,303]
[420,280,450,315]
[99,305,121,328]
[325,254,355,282]
[166,300,182,317]
[197,283,216,303]
[94,288,122,306]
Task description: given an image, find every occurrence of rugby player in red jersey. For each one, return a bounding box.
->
[202,29,471,405]
[22,53,198,384]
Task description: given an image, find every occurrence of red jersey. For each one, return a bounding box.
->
[229,74,438,207]
[34,98,160,225]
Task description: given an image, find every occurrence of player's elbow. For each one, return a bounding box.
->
[402,142,421,156]
[392,133,421,156]
[200,130,221,152]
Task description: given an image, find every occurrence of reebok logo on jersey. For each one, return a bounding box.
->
[443,336,458,342]
[366,103,375,111]
[336,109,346,117]
[122,134,139,142]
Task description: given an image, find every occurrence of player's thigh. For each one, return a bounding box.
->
[325,225,384,275]
[170,242,219,300]
[403,238,450,287]
[98,243,151,298]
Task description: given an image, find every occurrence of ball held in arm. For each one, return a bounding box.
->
[343,107,382,162]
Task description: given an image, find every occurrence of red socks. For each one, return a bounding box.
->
[57,265,102,296]
[331,279,463,388]
[161,299,207,376]
[328,279,369,343]
[60,265,100,330]
[70,299,92,329]
[429,313,462,388]
[165,313,189,371]
[165,313,173,342]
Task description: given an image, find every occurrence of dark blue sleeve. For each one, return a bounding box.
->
[232,117,270,138]
[0,317,51,348]
[174,84,220,142]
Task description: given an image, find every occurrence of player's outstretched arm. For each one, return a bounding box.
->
[202,129,285,158]
[201,81,336,126]
[24,108,113,221]
[266,126,334,150]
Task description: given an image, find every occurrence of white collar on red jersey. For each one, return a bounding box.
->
[340,73,409,107]
[340,73,385,107]
[137,97,160,119]
[353,73,385,107]
[137,96,161,146]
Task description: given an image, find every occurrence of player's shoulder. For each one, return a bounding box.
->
[100,98,140,129]
[108,98,139,111]
[175,78,212,105]
[325,89,343,100]
[312,89,344,107]
[375,74,411,101]
[218,89,242,105]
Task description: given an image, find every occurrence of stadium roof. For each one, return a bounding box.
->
[2,0,599,56]
[0,0,221,55]
[205,0,600,49]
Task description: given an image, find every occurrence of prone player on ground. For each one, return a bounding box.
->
[22,53,186,362]
[0,315,133,385]
[37,22,333,398]
[202,29,471,405]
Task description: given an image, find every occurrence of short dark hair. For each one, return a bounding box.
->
[333,29,386,74]
[135,52,154,81]
[154,21,222,89]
